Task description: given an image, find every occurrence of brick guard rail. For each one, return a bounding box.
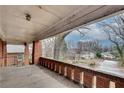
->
[0,56,18,67]
[39,57,124,88]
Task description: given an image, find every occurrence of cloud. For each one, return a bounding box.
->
[65,18,118,42]
[79,24,108,40]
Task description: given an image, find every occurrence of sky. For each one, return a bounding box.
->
[7,44,32,53]
[7,45,24,53]
[65,16,115,48]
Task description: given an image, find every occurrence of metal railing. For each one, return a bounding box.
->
[39,57,124,88]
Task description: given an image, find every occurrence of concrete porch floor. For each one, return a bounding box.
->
[0,65,80,88]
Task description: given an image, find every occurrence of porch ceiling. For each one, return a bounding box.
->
[0,5,124,44]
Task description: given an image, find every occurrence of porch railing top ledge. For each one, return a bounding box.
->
[40,57,124,80]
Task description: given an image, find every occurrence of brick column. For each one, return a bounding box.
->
[24,43,29,65]
[2,41,7,66]
[32,40,41,65]
[0,39,3,67]
[0,39,7,67]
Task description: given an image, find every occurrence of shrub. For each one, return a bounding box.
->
[89,62,96,67]
[96,51,102,58]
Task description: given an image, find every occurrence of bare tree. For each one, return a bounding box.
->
[42,37,55,58]
[54,31,71,60]
[99,15,124,65]
[69,27,91,60]
[54,26,90,60]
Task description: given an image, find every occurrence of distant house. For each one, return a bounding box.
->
[80,52,95,59]
[101,52,115,59]
[66,48,77,60]
[67,48,96,60]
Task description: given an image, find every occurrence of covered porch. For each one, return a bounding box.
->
[0,5,124,88]
[0,65,79,88]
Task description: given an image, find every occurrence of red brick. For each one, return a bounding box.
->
[32,40,41,65]
[74,68,82,84]
[83,72,93,88]
[0,39,7,67]
[96,75,110,88]
[56,63,60,73]
[66,66,73,80]
[60,65,65,76]
[115,81,124,88]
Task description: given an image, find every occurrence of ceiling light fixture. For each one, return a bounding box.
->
[25,13,31,21]
[38,5,42,9]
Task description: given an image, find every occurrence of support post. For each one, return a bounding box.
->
[32,40,41,65]
[24,43,29,65]
[0,39,7,67]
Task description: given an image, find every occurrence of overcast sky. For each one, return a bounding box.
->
[65,16,115,47]
[7,44,32,53]
[7,45,24,53]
